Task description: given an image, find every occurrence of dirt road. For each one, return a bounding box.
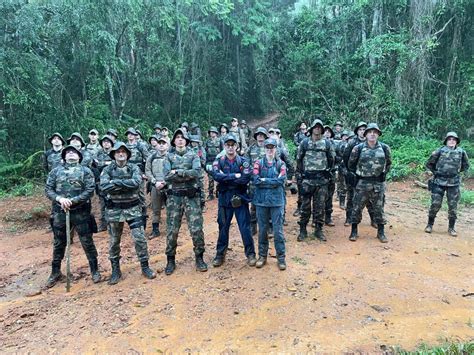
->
[0,181,473,352]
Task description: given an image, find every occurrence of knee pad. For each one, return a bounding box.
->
[127,217,144,230]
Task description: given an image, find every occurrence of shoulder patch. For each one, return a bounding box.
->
[242,161,249,168]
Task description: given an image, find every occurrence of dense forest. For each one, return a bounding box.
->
[1,0,473,157]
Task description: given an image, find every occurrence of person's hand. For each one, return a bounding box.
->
[155,181,165,190]
[59,197,72,211]
[235,173,241,178]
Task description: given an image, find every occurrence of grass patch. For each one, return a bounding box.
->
[394,340,473,354]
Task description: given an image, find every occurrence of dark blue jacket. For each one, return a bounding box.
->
[252,157,286,207]
[212,155,251,207]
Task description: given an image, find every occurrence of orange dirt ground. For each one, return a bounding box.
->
[0,181,473,353]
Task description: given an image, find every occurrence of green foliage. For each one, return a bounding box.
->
[460,189,474,207]
[394,340,474,354]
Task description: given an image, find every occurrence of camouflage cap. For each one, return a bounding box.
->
[157,136,170,144]
[241,120,247,125]
[353,121,368,135]
[48,132,66,145]
[308,118,324,134]
[444,131,460,145]
[181,121,189,128]
[109,142,132,160]
[264,138,278,148]
[223,133,238,144]
[231,117,238,122]
[341,130,350,138]
[125,127,139,136]
[208,126,219,135]
[219,123,229,131]
[323,125,335,138]
[334,121,343,127]
[363,123,382,137]
[106,128,118,138]
[153,123,162,130]
[136,129,144,139]
[148,134,161,144]
[67,132,86,147]
[171,128,190,147]
[89,129,99,135]
[191,122,199,129]
[161,127,169,132]
[189,134,202,144]
[253,126,269,139]
[61,145,83,163]
[99,135,114,147]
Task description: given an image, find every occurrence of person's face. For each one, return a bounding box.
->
[335,125,342,132]
[89,133,98,142]
[220,128,228,134]
[357,126,366,138]
[157,141,168,152]
[312,126,323,136]
[174,134,186,148]
[300,123,307,131]
[154,128,161,134]
[51,136,62,146]
[446,137,457,148]
[256,133,266,144]
[210,132,217,138]
[324,129,332,139]
[102,140,112,150]
[231,120,238,127]
[162,129,168,136]
[341,135,348,142]
[191,141,199,148]
[240,123,246,128]
[65,149,79,162]
[224,141,237,156]
[365,129,379,143]
[265,145,276,158]
[115,148,128,163]
[70,138,82,149]
[150,139,158,148]
[127,133,136,141]
[108,134,116,142]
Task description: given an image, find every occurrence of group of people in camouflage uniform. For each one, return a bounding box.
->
[43,116,469,288]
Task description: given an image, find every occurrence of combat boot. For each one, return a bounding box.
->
[349,224,358,241]
[256,256,267,268]
[45,262,63,288]
[297,223,308,242]
[325,214,335,227]
[212,254,225,267]
[148,223,160,239]
[247,254,257,267]
[277,258,286,271]
[339,196,346,210]
[314,223,327,241]
[140,260,156,279]
[448,218,457,237]
[424,217,435,233]
[165,256,176,275]
[377,224,388,243]
[89,258,101,283]
[108,259,122,285]
[195,254,208,272]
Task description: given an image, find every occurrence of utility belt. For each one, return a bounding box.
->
[357,174,386,183]
[167,187,200,198]
[303,170,330,179]
[435,173,457,179]
[105,199,140,209]
[53,200,91,213]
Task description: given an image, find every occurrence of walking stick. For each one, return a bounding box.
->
[65,209,71,292]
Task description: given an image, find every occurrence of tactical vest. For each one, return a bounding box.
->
[356,143,387,177]
[229,127,241,143]
[53,164,87,199]
[300,138,330,171]
[435,146,463,177]
[205,138,221,161]
[80,149,93,169]
[167,148,198,189]
[148,151,166,182]
[104,162,141,203]
[248,144,266,164]
[96,149,112,171]
[126,142,146,169]
[86,143,101,159]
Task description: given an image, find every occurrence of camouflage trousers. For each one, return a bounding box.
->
[207,172,216,196]
[345,184,376,222]
[199,173,205,207]
[150,187,166,224]
[106,205,149,262]
[323,178,336,219]
[336,170,346,200]
[51,209,98,264]
[99,195,107,227]
[299,180,328,226]
[165,194,205,256]
[349,181,386,225]
[428,183,460,220]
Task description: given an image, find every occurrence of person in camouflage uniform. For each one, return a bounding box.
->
[335,130,350,210]
[163,128,207,275]
[293,122,308,217]
[190,134,207,210]
[343,121,377,227]
[86,129,101,160]
[321,125,337,227]
[347,123,392,243]
[296,118,335,242]
[211,134,257,268]
[43,132,65,173]
[99,142,156,285]
[204,126,222,200]
[161,127,170,139]
[153,123,162,136]
[190,122,202,140]
[240,120,252,145]
[148,134,159,153]
[45,145,100,288]
[106,128,118,144]
[145,135,169,239]
[424,132,470,236]
[96,135,114,231]
[229,117,248,155]
[67,132,94,169]
[333,121,344,140]
[245,127,269,235]
[125,127,150,228]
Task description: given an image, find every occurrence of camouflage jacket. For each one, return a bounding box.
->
[96,148,113,173]
[229,126,248,151]
[343,136,365,169]
[205,137,222,162]
[348,141,392,179]
[192,145,207,167]
[163,147,201,190]
[145,150,167,185]
[296,137,335,176]
[426,146,470,186]
[80,149,94,169]
[45,162,95,208]
[43,148,63,173]
[99,162,142,204]
[86,142,101,160]
[126,141,149,172]
[293,131,306,146]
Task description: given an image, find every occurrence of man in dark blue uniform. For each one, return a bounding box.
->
[211,134,257,267]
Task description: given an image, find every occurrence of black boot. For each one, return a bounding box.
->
[314,223,327,241]
[349,223,358,241]
[195,254,208,272]
[89,258,101,283]
[424,216,435,233]
[108,259,122,285]
[45,261,63,288]
[165,255,176,275]
[325,214,335,227]
[339,196,346,210]
[297,223,308,242]
[377,224,388,243]
[140,260,156,279]
[149,223,160,239]
[448,218,457,237]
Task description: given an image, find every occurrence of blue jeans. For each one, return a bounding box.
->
[256,206,285,259]
[216,204,255,258]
